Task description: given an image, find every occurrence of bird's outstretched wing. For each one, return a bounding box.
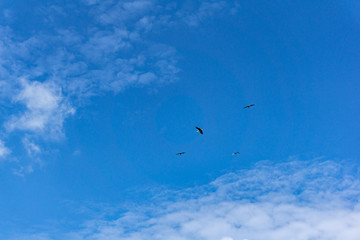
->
[243,104,255,109]
[195,126,203,134]
[176,152,185,155]
[232,152,240,156]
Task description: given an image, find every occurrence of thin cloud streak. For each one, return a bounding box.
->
[10,159,360,240]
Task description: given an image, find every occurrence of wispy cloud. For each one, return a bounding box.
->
[11,136,43,177]
[179,1,228,27]
[0,0,237,99]
[9,159,360,239]
[0,138,10,157]
[12,164,34,177]
[91,0,156,26]
[22,136,41,156]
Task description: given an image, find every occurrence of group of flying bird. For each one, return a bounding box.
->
[176,103,255,157]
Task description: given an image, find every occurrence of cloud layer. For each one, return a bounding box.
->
[0,0,238,171]
[10,159,360,240]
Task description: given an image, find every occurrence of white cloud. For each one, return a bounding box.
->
[81,28,133,61]
[89,0,155,26]
[5,78,75,138]
[16,78,60,111]
[181,1,228,27]
[12,165,34,177]
[0,138,10,157]
[22,136,41,156]
[12,159,360,240]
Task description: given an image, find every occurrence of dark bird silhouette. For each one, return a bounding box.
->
[232,152,240,156]
[195,126,203,134]
[176,152,185,155]
[243,104,255,109]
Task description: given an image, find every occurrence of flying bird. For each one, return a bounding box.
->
[176,152,185,155]
[232,152,240,156]
[243,104,255,109]
[195,126,203,134]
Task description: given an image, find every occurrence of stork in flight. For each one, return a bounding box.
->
[176,152,185,156]
[243,104,255,109]
[232,152,240,156]
[195,126,203,134]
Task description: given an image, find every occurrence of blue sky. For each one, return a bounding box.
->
[1,0,360,239]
